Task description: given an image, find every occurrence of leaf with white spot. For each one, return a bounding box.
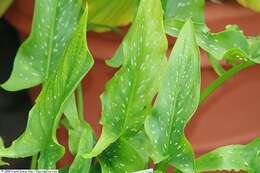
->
[99,138,146,173]
[125,130,152,164]
[197,28,249,61]
[247,36,260,63]
[145,20,200,173]
[0,7,94,168]
[63,96,94,173]
[2,0,85,91]
[163,0,250,64]
[88,0,138,31]
[84,0,167,158]
[196,138,260,173]
[163,0,206,36]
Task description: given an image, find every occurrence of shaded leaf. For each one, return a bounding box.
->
[126,130,152,164]
[207,53,225,76]
[87,22,121,34]
[163,0,206,36]
[88,0,138,31]
[99,138,146,173]
[0,0,13,17]
[84,0,167,158]
[59,166,69,173]
[0,139,8,167]
[2,0,85,91]
[64,96,94,173]
[0,6,93,169]
[237,0,260,12]
[145,20,200,173]
[196,138,260,173]
[89,160,102,173]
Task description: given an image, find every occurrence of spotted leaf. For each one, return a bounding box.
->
[163,1,250,65]
[84,0,167,158]
[125,130,152,164]
[145,20,200,173]
[197,28,249,61]
[0,7,94,168]
[196,138,260,173]
[99,138,146,173]
[163,0,206,36]
[2,0,85,91]
[64,96,94,173]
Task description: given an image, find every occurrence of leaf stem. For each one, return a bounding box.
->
[30,153,38,169]
[76,83,85,122]
[200,61,254,104]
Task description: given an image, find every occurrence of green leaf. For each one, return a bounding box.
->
[99,138,146,173]
[125,130,152,164]
[237,0,260,12]
[196,29,249,61]
[163,0,206,36]
[63,96,94,173]
[0,5,93,169]
[145,20,200,173]
[88,0,138,31]
[207,53,226,76]
[84,0,167,158]
[163,0,250,65]
[247,36,260,63]
[196,138,260,173]
[0,139,8,167]
[2,0,86,91]
[87,23,121,34]
[59,166,69,173]
[0,0,13,17]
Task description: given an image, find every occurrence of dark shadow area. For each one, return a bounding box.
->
[0,19,31,169]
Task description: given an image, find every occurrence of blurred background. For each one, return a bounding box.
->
[0,19,31,168]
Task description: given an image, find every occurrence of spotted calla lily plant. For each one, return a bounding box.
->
[0,0,260,172]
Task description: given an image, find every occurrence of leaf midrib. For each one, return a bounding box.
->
[45,0,59,80]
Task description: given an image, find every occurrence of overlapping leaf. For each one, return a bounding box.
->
[99,138,146,173]
[63,96,94,173]
[97,128,152,172]
[247,36,260,63]
[0,6,93,168]
[196,138,260,173]
[125,130,152,164]
[145,20,200,173]
[88,0,138,31]
[2,0,85,91]
[163,0,250,64]
[163,0,206,36]
[84,0,168,158]
[197,29,249,62]
[0,139,8,167]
